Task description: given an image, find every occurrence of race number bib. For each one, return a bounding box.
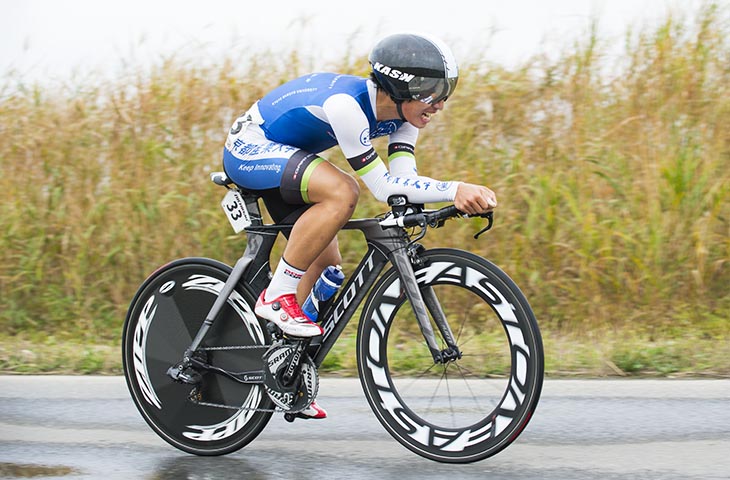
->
[221,189,251,233]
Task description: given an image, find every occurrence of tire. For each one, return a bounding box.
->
[122,258,274,455]
[357,249,543,463]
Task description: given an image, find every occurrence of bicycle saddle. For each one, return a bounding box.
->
[210,171,234,186]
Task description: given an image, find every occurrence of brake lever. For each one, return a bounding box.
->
[473,211,494,239]
[427,217,447,228]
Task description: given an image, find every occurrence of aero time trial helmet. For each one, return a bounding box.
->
[369,33,459,105]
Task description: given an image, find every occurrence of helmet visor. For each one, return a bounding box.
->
[409,76,458,104]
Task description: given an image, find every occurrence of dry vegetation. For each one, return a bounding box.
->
[1,4,728,375]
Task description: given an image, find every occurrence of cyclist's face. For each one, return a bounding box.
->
[401,99,446,128]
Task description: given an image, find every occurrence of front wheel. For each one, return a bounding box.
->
[357,249,543,463]
[122,258,274,456]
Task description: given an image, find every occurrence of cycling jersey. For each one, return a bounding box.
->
[223,72,460,214]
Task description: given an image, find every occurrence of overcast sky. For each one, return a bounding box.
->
[0,0,711,83]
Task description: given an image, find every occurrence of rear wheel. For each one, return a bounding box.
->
[122,258,273,455]
[357,249,543,463]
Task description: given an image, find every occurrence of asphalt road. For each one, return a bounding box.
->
[1,376,729,480]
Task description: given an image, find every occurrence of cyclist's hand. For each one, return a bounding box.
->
[454,183,497,215]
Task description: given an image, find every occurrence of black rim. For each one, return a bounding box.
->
[122,260,273,454]
[358,250,543,463]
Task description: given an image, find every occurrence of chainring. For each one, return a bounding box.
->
[262,343,318,413]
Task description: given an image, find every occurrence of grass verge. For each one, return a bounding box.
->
[2,325,727,377]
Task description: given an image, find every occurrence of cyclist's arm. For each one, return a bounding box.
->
[360,160,461,204]
[324,95,460,204]
[387,123,419,177]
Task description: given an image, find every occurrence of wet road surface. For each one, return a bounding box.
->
[1,376,729,479]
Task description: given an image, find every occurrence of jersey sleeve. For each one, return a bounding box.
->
[388,123,419,177]
[357,159,461,204]
[322,94,374,159]
[389,122,419,151]
[323,93,460,205]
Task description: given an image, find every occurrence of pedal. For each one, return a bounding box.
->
[166,364,202,385]
[267,322,283,339]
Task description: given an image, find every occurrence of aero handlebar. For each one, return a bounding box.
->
[379,205,494,239]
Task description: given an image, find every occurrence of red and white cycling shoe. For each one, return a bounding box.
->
[297,400,327,419]
[255,290,323,338]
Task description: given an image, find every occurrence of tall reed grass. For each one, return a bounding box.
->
[1,4,728,361]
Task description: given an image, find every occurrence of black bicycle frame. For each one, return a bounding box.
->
[182,192,456,383]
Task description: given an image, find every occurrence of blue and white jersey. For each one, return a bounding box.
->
[224,72,460,205]
[257,73,404,156]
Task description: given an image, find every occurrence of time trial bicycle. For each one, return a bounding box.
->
[122,171,544,464]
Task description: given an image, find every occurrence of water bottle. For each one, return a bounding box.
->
[302,265,345,322]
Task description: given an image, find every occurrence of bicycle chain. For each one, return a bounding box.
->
[190,343,298,414]
[192,398,283,413]
[189,389,298,413]
[198,344,271,351]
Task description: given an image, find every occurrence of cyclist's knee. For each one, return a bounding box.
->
[334,175,360,209]
[313,171,359,212]
[331,179,359,222]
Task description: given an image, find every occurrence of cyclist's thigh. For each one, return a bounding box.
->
[305,160,360,205]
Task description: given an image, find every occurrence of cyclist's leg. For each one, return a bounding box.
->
[251,193,342,302]
[256,156,357,304]
[295,237,341,304]
[284,160,356,302]
[280,160,356,417]
[223,122,358,269]
[223,130,357,334]
[281,159,358,270]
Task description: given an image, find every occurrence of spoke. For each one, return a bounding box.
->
[453,307,469,343]
[425,366,447,414]
[395,362,440,391]
[444,365,457,427]
[452,361,487,412]
[359,251,543,460]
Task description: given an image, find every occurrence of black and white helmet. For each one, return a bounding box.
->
[369,33,459,104]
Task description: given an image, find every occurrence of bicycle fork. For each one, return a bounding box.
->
[390,246,462,364]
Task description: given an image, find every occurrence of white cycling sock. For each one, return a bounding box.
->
[265,258,305,302]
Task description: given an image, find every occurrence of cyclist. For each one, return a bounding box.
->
[222,32,497,418]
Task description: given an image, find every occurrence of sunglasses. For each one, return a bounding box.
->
[409,76,458,104]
